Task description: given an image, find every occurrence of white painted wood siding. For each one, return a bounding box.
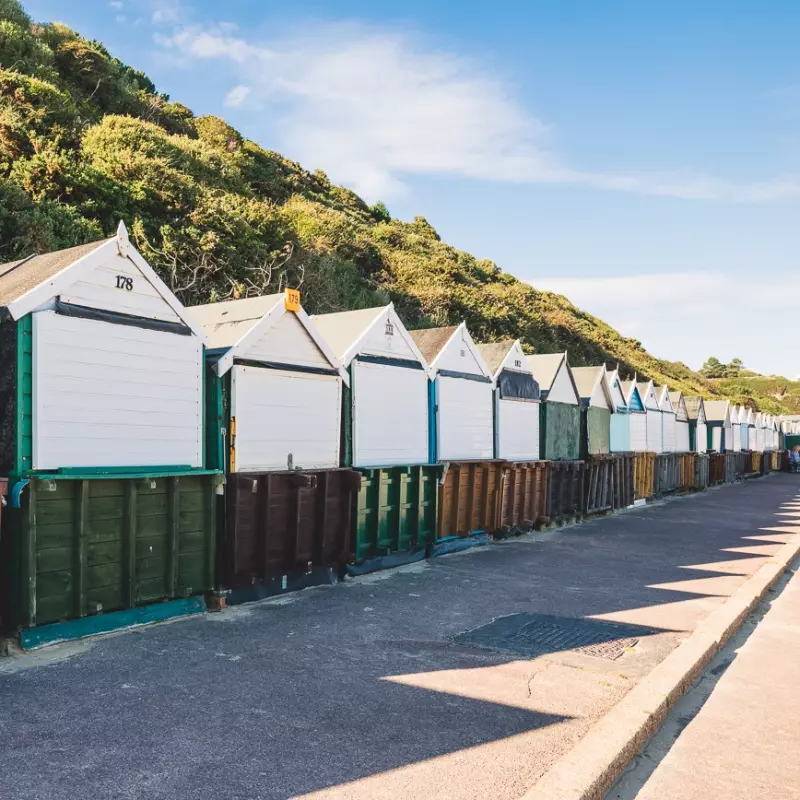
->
[695,422,707,453]
[741,426,750,450]
[630,412,648,452]
[244,312,331,370]
[732,425,742,452]
[647,411,663,452]
[547,364,579,404]
[497,399,540,461]
[231,365,341,472]
[676,420,690,452]
[351,361,429,467]
[32,311,202,470]
[712,427,722,452]
[662,414,677,452]
[434,328,486,377]
[60,253,181,323]
[436,376,494,461]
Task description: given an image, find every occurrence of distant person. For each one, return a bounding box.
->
[792,447,800,473]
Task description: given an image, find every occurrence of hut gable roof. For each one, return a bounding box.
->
[704,399,731,425]
[636,380,660,410]
[526,353,580,404]
[411,323,491,379]
[312,304,426,370]
[0,222,203,336]
[409,326,458,365]
[476,340,532,379]
[655,385,674,413]
[620,380,645,412]
[189,291,347,381]
[571,366,614,410]
[605,369,629,411]
[669,391,689,421]
[684,396,706,423]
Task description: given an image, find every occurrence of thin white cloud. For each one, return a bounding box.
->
[108,1,124,8]
[155,22,800,203]
[224,84,251,108]
[151,1,183,24]
[532,272,800,378]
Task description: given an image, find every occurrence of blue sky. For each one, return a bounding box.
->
[22,0,800,377]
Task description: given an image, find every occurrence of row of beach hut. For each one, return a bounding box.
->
[0,224,785,647]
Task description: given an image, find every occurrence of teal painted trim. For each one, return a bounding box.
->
[19,596,206,650]
[27,469,222,481]
[201,346,207,469]
[14,315,33,475]
[428,379,438,464]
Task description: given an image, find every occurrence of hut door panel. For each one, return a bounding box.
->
[630,413,648,452]
[231,365,341,472]
[695,423,707,453]
[662,415,676,452]
[676,421,690,452]
[732,425,742,452]
[610,412,630,453]
[436,376,494,461]
[646,412,663,453]
[351,360,428,467]
[497,399,539,461]
[32,311,202,470]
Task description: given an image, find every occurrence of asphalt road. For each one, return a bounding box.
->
[1,474,797,800]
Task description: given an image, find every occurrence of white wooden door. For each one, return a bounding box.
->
[437,376,494,461]
[646,411,663,452]
[497,399,539,461]
[675,420,690,452]
[32,311,203,470]
[695,422,707,453]
[351,360,429,467]
[629,412,648,452]
[231,365,341,472]
[732,425,741,452]
[662,414,676,452]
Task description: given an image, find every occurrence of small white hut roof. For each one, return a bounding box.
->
[189,292,348,381]
[0,222,203,336]
[312,304,427,370]
[571,366,614,409]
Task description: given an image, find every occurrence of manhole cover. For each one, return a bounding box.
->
[454,613,654,661]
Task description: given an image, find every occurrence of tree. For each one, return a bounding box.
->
[701,356,726,378]
[369,201,390,223]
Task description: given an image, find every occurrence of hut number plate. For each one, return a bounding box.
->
[115,275,134,291]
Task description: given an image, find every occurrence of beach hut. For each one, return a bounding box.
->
[410,323,494,462]
[192,292,348,473]
[620,380,648,452]
[526,353,582,461]
[730,404,743,452]
[606,369,632,452]
[670,391,691,452]
[656,386,676,452]
[0,222,217,644]
[312,304,430,468]
[572,366,615,456]
[704,400,731,452]
[741,406,754,451]
[752,413,764,453]
[685,397,707,453]
[637,380,663,452]
[476,340,541,461]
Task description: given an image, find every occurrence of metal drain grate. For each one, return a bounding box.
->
[454,613,654,661]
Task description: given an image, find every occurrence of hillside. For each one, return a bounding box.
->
[0,0,791,409]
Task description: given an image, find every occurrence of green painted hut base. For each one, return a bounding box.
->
[1,473,217,635]
[353,465,440,567]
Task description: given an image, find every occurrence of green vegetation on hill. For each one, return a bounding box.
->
[0,0,794,410]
